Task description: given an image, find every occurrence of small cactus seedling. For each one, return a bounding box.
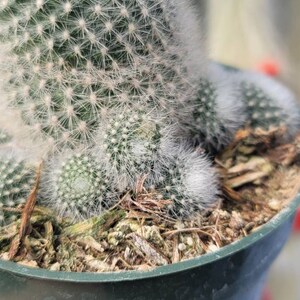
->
[149,149,219,218]
[0,150,35,224]
[242,82,282,130]
[178,64,245,151]
[95,109,167,190]
[239,72,300,137]
[41,151,117,220]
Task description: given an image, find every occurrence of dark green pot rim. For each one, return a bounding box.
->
[1,194,299,283]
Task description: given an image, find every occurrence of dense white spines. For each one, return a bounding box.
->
[40,151,117,221]
[94,109,168,190]
[239,71,300,137]
[178,64,246,151]
[0,0,193,149]
[149,149,219,218]
[0,149,35,224]
[1,1,298,224]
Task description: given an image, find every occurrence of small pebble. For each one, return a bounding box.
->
[268,199,281,211]
[17,260,39,268]
[178,243,186,251]
[229,211,244,230]
[49,262,61,271]
[186,237,194,246]
[207,243,219,253]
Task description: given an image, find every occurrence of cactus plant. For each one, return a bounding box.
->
[94,109,171,190]
[0,0,194,149]
[239,71,300,137]
[0,149,35,224]
[177,64,246,151]
[148,149,219,218]
[0,0,218,222]
[40,151,118,220]
[0,0,299,227]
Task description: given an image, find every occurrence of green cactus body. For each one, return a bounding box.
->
[96,110,164,188]
[0,0,185,148]
[0,155,34,224]
[157,161,193,217]
[189,79,221,145]
[179,69,245,152]
[242,81,286,131]
[42,152,117,220]
[150,150,218,218]
[0,0,172,69]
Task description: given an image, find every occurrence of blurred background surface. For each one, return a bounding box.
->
[267,231,300,300]
[207,0,300,97]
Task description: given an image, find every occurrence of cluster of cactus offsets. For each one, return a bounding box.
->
[0,151,34,224]
[0,0,299,224]
[41,152,116,220]
[239,72,300,137]
[0,0,190,149]
[149,149,218,218]
[95,110,167,190]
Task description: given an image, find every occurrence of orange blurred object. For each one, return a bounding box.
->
[256,59,280,77]
[293,208,300,232]
[261,288,272,300]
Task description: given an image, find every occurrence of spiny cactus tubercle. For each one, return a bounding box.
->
[0,0,191,149]
[239,72,300,136]
[94,109,168,190]
[149,149,219,218]
[242,82,283,129]
[179,63,246,151]
[41,151,118,220]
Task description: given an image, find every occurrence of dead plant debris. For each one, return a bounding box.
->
[1,127,300,273]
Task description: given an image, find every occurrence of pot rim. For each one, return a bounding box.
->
[1,194,299,283]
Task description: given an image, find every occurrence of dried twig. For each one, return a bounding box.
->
[19,163,43,239]
[8,163,42,259]
[162,228,215,239]
[128,233,169,266]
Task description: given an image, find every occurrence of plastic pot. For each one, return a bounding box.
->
[0,195,299,300]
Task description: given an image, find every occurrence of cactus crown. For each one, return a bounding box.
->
[178,64,246,151]
[41,151,117,220]
[187,78,223,148]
